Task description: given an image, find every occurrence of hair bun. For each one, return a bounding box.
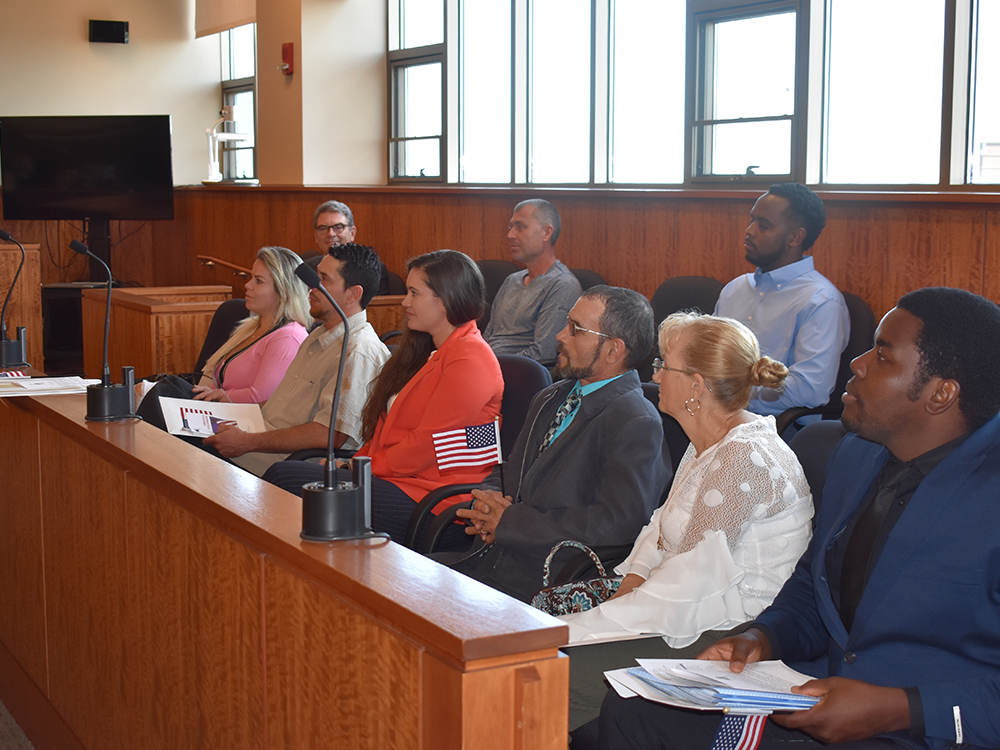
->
[750,356,789,389]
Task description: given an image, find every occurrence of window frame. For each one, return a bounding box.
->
[386,0,999,193]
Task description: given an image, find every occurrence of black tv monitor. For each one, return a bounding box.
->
[0,114,174,221]
[0,114,174,279]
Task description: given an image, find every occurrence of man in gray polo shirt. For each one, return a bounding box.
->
[483,199,581,363]
[205,243,390,476]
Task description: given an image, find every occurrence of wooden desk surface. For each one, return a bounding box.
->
[0,394,568,750]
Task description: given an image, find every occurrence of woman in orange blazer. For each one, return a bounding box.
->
[265,249,503,550]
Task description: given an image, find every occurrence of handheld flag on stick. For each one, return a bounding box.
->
[433,419,502,471]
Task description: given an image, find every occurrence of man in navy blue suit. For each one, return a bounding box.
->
[598,287,1000,750]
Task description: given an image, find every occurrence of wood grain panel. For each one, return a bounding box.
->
[82,288,230,378]
[981,207,1000,305]
[125,475,264,750]
[40,422,129,750]
[0,244,44,368]
[0,401,47,688]
[366,295,406,337]
[154,311,221,374]
[460,657,569,750]
[264,558,422,750]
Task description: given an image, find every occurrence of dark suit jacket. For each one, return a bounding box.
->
[757,414,1000,750]
[443,371,671,602]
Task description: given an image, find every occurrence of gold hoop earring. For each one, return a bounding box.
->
[685,397,701,416]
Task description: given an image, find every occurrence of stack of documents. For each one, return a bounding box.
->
[0,375,100,397]
[606,659,819,714]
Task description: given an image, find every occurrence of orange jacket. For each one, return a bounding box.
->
[355,320,503,504]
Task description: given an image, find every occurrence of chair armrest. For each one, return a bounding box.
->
[403,483,478,550]
[551,544,633,586]
[417,500,473,554]
[285,447,356,462]
[775,402,845,436]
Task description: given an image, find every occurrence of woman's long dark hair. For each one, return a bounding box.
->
[360,250,486,443]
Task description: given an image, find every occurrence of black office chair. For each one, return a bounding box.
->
[385,270,406,295]
[639,276,725,381]
[476,259,520,330]
[403,354,553,553]
[571,268,607,291]
[187,298,249,383]
[775,290,876,436]
[786,419,848,515]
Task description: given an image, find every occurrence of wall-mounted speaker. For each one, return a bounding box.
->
[89,20,129,44]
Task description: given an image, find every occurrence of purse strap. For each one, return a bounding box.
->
[540,540,608,587]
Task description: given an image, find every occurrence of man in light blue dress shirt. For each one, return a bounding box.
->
[715,183,849,418]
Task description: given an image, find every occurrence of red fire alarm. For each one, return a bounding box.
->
[281,43,294,75]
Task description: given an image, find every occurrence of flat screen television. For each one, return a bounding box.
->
[0,114,174,279]
[0,114,174,221]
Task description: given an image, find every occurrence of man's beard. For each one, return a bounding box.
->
[552,342,604,380]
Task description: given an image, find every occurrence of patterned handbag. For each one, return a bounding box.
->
[530,540,622,616]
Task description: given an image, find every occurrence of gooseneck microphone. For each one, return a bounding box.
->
[0,229,29,368]
[69,239,135,421]
[293,262,384,542]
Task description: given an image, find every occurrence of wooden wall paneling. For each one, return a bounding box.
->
[0,244,44,368]
[818,204,887,315]
[151,188,1000,337]
[40,422,130,750]
[124,475,264,750]
[263,558,423,750]
[983,208,1000,305]
[825,204,986,318]
[0,401,47,688]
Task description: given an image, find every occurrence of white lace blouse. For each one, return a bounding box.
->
[561,415,813,647]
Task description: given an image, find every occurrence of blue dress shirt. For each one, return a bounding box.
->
[715,256,850,416]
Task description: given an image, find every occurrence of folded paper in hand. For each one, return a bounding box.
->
[605,659,819,715]
[158,396,266,438]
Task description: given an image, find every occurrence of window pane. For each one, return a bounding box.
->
[460,0,512,182]
[392,139,441,177]
[610,0,685,183]
[400,62,442,137]
[710,13,795,121]
[695,11,795,177]
[970,0,1000,184]
[223,23,256,81]
[402,0,444,48]
[697,120,792,176]
[824,0,944,184]
[529,0,591,183]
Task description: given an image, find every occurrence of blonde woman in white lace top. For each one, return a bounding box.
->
[561,312,813,647]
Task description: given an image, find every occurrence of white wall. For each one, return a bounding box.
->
[300,0,386,186]
[0,0,221,185]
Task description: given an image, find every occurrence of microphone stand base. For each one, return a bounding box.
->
[300,457,383,542]
[0,328,29,369]
[300,483,376,541]
[85,366,136,421]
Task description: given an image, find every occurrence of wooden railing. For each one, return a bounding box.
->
[0,393,569,750]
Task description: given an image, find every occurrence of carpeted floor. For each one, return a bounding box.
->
[0,700,34,750]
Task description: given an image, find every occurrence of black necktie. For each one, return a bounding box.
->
[839,459,914,631]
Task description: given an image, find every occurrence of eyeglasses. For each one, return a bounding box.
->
[567,320,611,339]
[652,358,713,391]
[315,223,351,234]
[651,358,695,375]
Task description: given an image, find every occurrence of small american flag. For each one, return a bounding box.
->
[433,419,501,471]
[710,714,767,750]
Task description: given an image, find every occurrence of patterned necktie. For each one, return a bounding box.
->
[537,388,581,456]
